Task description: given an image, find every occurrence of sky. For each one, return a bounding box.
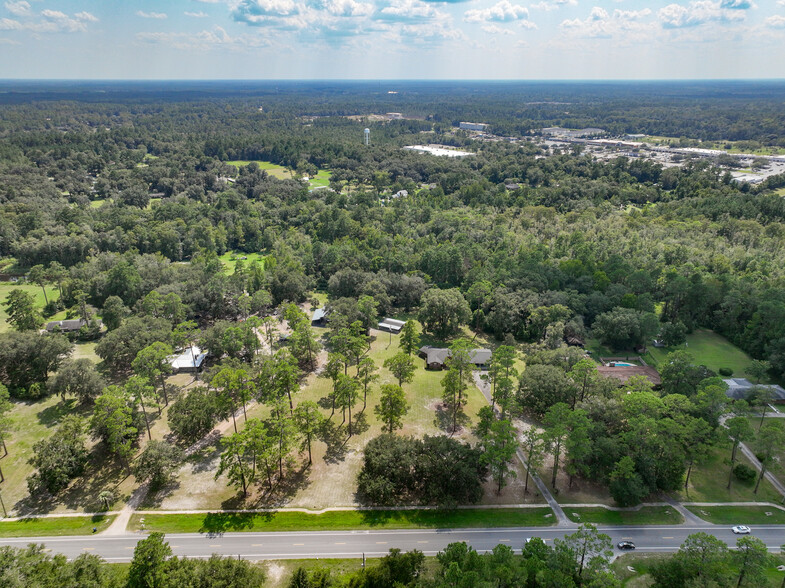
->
[0,0,784,79]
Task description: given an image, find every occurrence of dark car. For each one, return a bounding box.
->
[617,541,635,550]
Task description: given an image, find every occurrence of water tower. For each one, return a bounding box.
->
[364,128,370,146]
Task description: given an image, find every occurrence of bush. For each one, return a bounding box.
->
[719,367,734,377]
[733,463,757,483]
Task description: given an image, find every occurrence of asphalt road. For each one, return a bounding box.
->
[1,525,784,562]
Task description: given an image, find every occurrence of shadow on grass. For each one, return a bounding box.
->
[14,443,132,516]
[433,402,469,435]
[200,511,273,536]
[320,419,348,464]
[36,398,90,427]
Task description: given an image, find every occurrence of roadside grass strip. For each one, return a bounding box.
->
[129,507,555,534]
[565,506,683,525]
[685,505,785,525]
[0,514,115,537]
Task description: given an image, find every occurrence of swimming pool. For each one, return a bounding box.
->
[611,362,636,367]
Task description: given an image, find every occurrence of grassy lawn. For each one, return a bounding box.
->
[685,505,785,525]
[89,198,106,208]
[565,506,683,526]
[308,170,332,189]
[226,160,294,181]
[675,442,783,503]
[218,251,266,275]
[129,507,554,534]
[0,282,59,333]
[645,329,759,379]
[226,160,332,189]
[0,514,114,537]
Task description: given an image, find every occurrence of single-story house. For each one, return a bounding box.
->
[45,318,95,333]
[596,364,662,387]
[566,336,585,347]
[377,318,406,334]
[170,345,208,374]
[311,308,328,327]
[418,346,492,370]
[723,379,785,404]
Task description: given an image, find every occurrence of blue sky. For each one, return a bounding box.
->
[0,0,783,79]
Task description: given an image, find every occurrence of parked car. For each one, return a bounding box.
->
[731,525,751,534]
[617,541,636,550]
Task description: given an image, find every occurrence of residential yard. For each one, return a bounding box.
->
[588,329,762,381]
[218,251,267,274]
[148,318,534,511]
[646,329,760,380]
[565,506,683,526]
[0,514,114,536]
[226,160,294,180]
[674,442,783,504]
[0,282,60,333]
[226,160,332,190]
[685,505,785,525]
[540,438,783,507]
[128,507,554,534]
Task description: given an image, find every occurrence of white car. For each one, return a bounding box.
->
[731,525,751,534]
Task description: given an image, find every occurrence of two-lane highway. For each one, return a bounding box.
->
[1,525,784,562]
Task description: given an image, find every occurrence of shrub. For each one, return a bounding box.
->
[733,463,757,483]
[719,367,734,377]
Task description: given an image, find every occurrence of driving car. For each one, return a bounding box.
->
[731,525,751,534]
[617,541,635,550]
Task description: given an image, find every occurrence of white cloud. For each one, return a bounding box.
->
[658,1,746,29]
[530,0,577,11]
[561,7,652,38]
[185,11,210,17]
[766,14,785,28]
[137,25,272,51]
[137,11,168,19]
[464,0,529,23]
[379,0,442,22]
[0,7,98,33]
[4,1,30,17]
[719,0,754,9]
[0,17,21,29]
[481,24,514,34]
[321,0,374,17]
[0,36,19,43]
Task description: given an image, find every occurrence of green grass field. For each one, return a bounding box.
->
[686,505,785,525]
[226,160,294,180]
[129,507,554,534]
[0,282,60,333]
[565,506,683,525]
[0,514,114,537]
[646,329,759,380]
[218,251,266,274]
[675,442,782,503]
[226,160,332,189]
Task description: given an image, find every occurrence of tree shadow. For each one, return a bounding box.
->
[319,419,347,464]
[139,480,182,509]
[433,402,469,435]
[317,395,334,412]
[14,443,132,516]
[348,411,370,437]
[199,511,271,536]
[36,398,88,427]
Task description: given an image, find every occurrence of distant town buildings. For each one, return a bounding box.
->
[459,122,488,132]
